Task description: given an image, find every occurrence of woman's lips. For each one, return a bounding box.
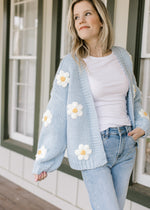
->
[79,26,90,30]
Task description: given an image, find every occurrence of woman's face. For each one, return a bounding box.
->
[73,1,102,43]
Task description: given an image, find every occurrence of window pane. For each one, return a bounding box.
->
[24,29,37,56]
[14,4,24,30]
[26,111,34,137]
[145,138,150,175]
[13,31,24,55]
[17,85,26,108]
[18,60,27,83]
[24,1,38,28]
[16,110,25,134]
[12,1,38,56]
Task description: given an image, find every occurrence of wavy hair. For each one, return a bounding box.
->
[67,0,114,64]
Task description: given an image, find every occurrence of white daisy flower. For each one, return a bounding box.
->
[75,144,92,160]
[36,146,47,160]
[67,102,83,119]
[42,110,52,127]
[56,70,70,87]
[139,109,149,119]
[133,85,136,99]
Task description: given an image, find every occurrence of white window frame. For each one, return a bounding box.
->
[141,0,150,58]
[8,0,38,146]
[135,0,150,187]
[135,59,150,187]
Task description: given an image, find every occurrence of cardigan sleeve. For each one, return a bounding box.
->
[127,52,150,137]
[132,78,150,137]
[32,58,69,174]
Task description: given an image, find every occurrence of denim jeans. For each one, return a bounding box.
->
[81,126,137,210]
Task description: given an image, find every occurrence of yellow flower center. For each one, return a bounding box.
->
[38,150,42,155]
[72,108,78,113]
[60,76,66,82]
[144,112,148,116]
[80,150,86,155]
[44,116,48,121]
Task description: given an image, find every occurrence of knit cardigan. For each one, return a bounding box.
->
[32,46,150,175]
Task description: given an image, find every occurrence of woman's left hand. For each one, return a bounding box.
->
[128,127,145,141]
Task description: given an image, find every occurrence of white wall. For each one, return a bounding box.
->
[113,0,130,48]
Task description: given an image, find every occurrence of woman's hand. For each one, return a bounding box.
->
[128,127,145,141]
[34,171,47,182]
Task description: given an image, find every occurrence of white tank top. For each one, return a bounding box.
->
[83,51,131,132]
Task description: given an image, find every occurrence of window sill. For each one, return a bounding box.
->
[1,138,35,158]
[127,183,150,208]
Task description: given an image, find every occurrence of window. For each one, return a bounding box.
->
[1,0,43,157]
[9,0,38,145]
[136,0,150,187]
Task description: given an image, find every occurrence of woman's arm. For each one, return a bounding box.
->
[32,57,70,177]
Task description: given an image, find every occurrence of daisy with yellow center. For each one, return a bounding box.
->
[36,146,47,160]
[56,70,70,87]
[42,110,52,127]
[75,144,92,160]
[139,109,149,120]
[67,102,83,119]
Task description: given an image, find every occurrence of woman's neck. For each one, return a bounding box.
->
[85,39,111,57]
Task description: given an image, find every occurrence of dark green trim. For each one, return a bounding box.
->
[126,0,145,85]
[1,0,43,159]
[127,183,150,208]
[1,0,10,142]
[58,158,82,179]
[107,0,115,25]
[32,0,43,157]
[49,0,62,94]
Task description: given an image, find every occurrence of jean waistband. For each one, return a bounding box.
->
[100,125,132,136]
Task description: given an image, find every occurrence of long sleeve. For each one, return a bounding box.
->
[132,76,150,137]
[32,58,69,174]
[127,53,150,137]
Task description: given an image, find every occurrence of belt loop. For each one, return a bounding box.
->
[117,127,121,136]
[125,126,131,134]
[125,126,128,134]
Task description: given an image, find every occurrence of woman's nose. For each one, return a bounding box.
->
[79,16,86,24]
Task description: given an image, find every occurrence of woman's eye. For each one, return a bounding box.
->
[74,16,79,20]
[85,12,91,16]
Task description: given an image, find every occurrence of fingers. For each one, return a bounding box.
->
[128,127,145,140]
[34,171,47,182]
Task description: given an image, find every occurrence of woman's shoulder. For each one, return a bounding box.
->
[61,53,77,65]
[112,46,132,59]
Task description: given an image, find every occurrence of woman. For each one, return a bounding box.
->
[33,0,150,209]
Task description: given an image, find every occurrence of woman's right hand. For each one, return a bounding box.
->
[34,171,47,182]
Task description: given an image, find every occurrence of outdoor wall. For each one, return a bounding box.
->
[0,0,149,210]
[113,0,130,48]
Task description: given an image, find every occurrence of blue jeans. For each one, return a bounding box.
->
[81,126,137,210]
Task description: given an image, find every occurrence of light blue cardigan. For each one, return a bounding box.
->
[32,46,150,175]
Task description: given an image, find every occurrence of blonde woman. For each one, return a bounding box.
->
[33,1,150,209]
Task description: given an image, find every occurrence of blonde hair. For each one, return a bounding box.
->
[67,0,114,64]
